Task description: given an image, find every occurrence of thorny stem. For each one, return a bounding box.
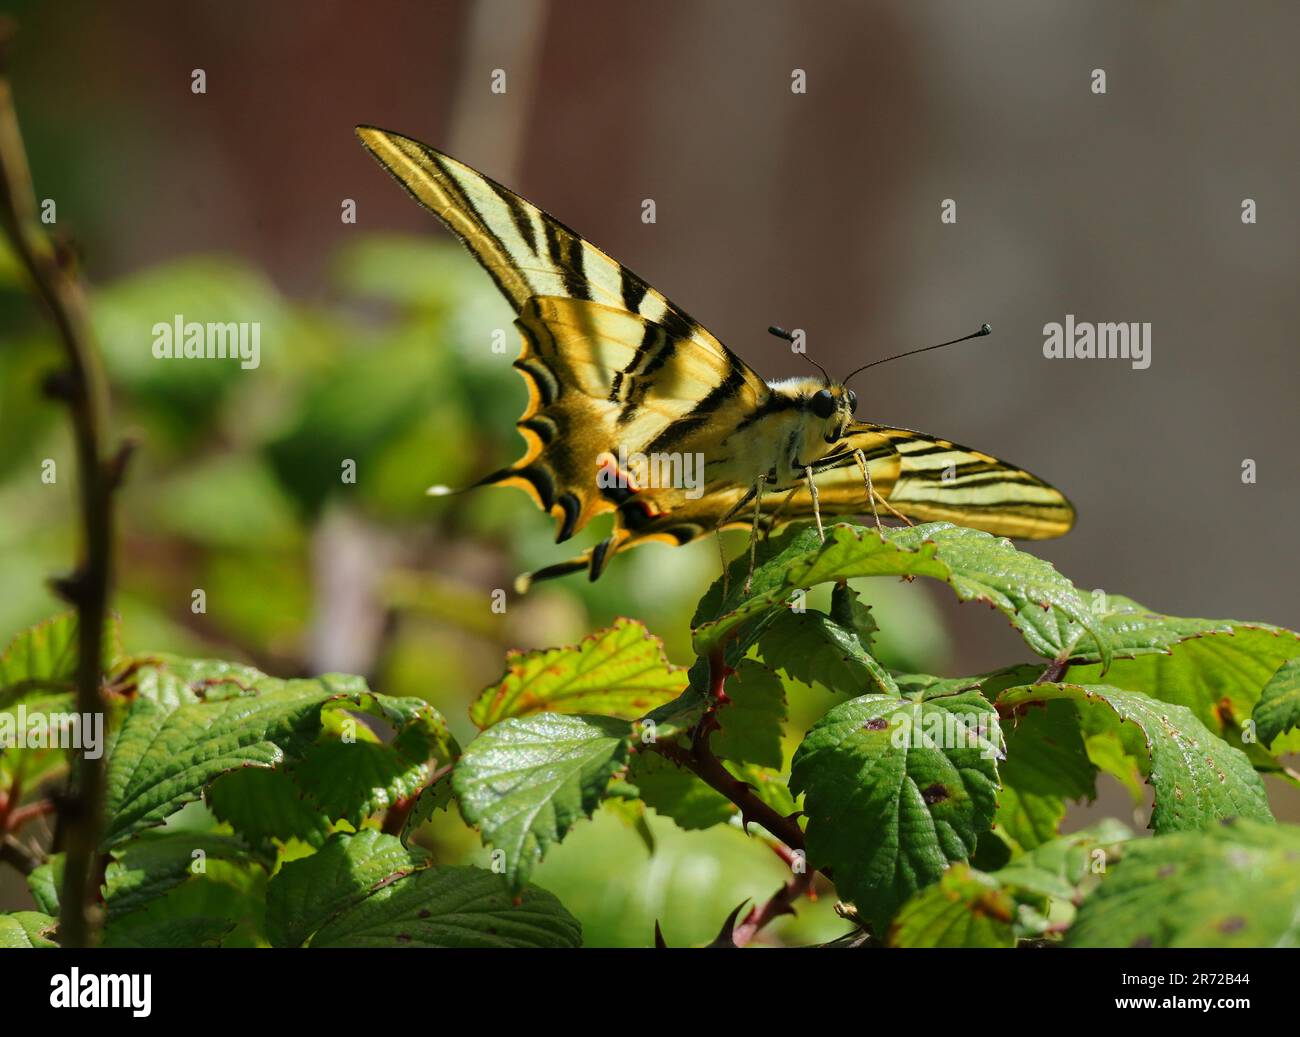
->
[0,25,124,946]
[644,646,821,944]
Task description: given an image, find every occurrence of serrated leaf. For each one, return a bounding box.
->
[634,687,707,745]
[1253,658,1300,749]
[309,864,582,947]
[453,713,631,889]
[101,675,358,848]
[266,830,430,947]
[1067,819,1300,947]
[628,751,735,830]
[205,767,331,847]
[470,617,685,727]
[995,700,1096,851]
[0,911,58,948]
[790,690,1001,928]
[101,857,265,948]
[831,582,877,651]
[292,692,457,824]
[996,683,1272,832]
[711,660,786,769]
[104,833,257,918]
[400,772,455,845]
[694,522,1109,671]
[759,608,897,696]
[1064,601,1300,751]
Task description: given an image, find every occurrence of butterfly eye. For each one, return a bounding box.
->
[847,390,857,413]
[811,389,836,419]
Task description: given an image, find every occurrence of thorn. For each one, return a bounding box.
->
[707,900,750,947]
[653,920,668,948]
[48,570,85,605]
[106,436,138,492]
[41,367,78,401]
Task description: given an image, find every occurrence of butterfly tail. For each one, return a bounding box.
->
[514,534,622,594]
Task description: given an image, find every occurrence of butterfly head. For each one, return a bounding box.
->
[809,383,857,443]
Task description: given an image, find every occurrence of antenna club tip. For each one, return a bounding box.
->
[979,323,992,336]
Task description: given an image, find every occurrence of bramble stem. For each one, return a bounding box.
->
[0,25,123,947]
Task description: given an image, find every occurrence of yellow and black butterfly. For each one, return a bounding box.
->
[357,126,1074,591]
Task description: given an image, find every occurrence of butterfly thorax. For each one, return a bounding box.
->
[738,376,856,487]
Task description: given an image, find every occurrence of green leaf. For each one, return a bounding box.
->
[26,854,63,915]
[1253,658,1300,749]
[1064,600,1300,750]
[400,772,455,845]
[309,865,582,948]
[996,683,1272,832]
[759,608,897,696]
[0,911,58,948]
[101,675,357,848]
[266,830,430,947]
[830,582,877,651]
[711,660,787,769]
[128,655,269,709]
[790,689,1002,928]
[1067,819,1300,947]
[292,692,457,824]
[469,617,686,728]
[104,833,258,918]
[627,751,735,830]
[890,822,1131,947]
[0,611,119,704]
[695,523,1109,671]
[205,767,331,847]
[453,713,632,890]
[996,700,1096,851]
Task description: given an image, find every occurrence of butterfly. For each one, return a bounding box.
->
[356,126,1075,591]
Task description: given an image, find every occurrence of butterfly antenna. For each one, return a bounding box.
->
[768,325,831,386]
[842,323,992,387]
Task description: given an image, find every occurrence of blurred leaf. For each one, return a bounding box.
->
[711,659,786,770]
[104,832,257,918]
[1067,819,1300,948]
[0,911,58,948]
[1253,657,1300,749]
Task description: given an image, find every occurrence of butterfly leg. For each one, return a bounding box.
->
[804,466,825,543]
[717,529,731,599]
[853,449,913,541]
[742,474,767,596]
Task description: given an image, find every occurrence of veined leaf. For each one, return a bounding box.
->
[996,683,1272,832]
[1067,819,1300,947]
[1253,657,1300,749]
[453,713,632,890]
[309,864,581,948]
[26,855,64,915]
[694,523,1110,671]
[1064,599,1300,752]
[206,767,331,847]
[266,830,430,947]
[104,833,258,918]
[759,608,897,697]
[102,675,359,848]
[789,689,1002,928]
[470,617,685,727]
